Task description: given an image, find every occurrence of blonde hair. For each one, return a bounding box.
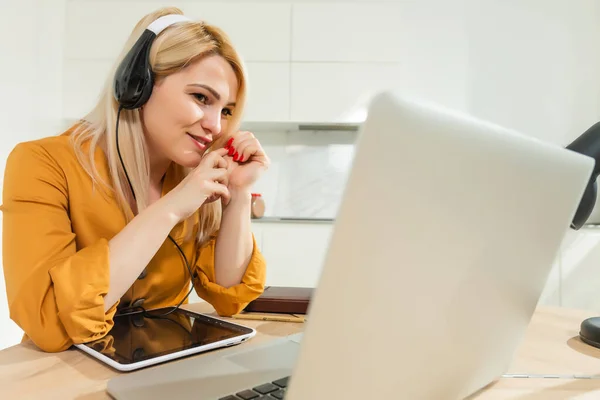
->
[70,7,247,245]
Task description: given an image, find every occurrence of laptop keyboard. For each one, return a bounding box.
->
[219,376,289,399]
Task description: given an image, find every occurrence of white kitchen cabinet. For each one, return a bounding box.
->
[244,63,290,122]
[289,1,468,122]
[256,222,333,288]
[290,59,467,123]
[184,3,292,62]
[292,2,465,64]
[189,221,331,303]
[65,1,291,62]
[290,62,403,122]
[292,3,406,63]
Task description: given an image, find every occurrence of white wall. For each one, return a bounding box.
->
[462,0,600,314]
[0,1,36,167]
[61,0,600,143]
[0,0,66,351]
[62,0,469,122]
[0,0,34,353]
[2,0,600,350]
[466,0,600,146]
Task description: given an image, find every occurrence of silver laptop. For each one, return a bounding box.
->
[107,91,593,400]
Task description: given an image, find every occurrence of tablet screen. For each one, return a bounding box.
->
[80,307,253,365]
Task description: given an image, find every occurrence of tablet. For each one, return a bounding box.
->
[74,307,256,372]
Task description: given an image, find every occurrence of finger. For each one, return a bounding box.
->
[227,132,254,160]
[215,154,228,169]
[204,149,228,169]
[221,192,231,207]
[215,172,229,187]
[240,143,260,164]
[196,167,228,187]
[239,142,266,164]
[224,136,235,149]
[206,167,229,185]
[220,184,231,206]
[196,151,227,173]
[224,155,237,173]
[212,147,230,157]
[230,136,259,163]
[225,136,241,158]
[208,147,229,158]
[205,181,230,204]
[227,131,253,146]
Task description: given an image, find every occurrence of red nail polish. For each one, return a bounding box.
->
[239,155,244,162]
[228,147,235,156]
[233,152,239,161]
[226,137,234,147]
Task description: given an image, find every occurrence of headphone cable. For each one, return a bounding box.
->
[115,106,195,318]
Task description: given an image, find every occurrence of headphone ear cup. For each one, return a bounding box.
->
[114,30,157,110]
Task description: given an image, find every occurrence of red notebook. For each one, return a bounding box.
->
[244,286,313,314]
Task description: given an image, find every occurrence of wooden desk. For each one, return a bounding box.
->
[505,307,600,377]
[468,306,600,399]
[0,302,304,399]
[2,304,600,399]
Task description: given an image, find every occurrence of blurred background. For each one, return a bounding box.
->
[2,0,600,349]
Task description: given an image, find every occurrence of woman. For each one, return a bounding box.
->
[1,7,269,352]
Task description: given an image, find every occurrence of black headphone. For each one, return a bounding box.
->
[112,14,195,318]
[114,14,191,110]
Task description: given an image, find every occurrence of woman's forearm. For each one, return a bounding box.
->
[214,189,254,288]
[104,199,179,312]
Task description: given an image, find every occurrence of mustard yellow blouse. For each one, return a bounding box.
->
[1,131,266,352]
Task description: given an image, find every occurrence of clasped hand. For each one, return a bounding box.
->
[162,131,270,222]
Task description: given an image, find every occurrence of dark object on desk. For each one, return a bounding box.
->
[579,317,600,349]
[566,122,600,350]
[567,121,600,230]
[244,286,313,314]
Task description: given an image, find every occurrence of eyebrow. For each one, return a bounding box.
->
[187,83,236,107]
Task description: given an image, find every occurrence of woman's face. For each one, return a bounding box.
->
[141,54,239,169]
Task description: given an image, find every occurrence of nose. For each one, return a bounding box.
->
[200,108,222,137]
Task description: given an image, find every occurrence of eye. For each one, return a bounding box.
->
[221,108,233,118]
[192,93,208,104]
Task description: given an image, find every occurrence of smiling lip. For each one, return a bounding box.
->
[187,133,211,151]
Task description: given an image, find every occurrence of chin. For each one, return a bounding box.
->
[172,152,204,169]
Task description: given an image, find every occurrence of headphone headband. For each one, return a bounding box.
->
[114,14,192,110]
[147,14,191,35]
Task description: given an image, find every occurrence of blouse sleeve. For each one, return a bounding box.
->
[1,142,118,352]
[193,233,266,316]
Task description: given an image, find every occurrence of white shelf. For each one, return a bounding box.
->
[240,121,360,133]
